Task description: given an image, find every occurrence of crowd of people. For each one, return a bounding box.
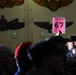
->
[0,35,76,75]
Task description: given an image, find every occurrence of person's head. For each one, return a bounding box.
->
[27,36,68,73]
[14,41,34,71]
[67,35,76,54]
[50,36,69,48]
[69,35,76,42]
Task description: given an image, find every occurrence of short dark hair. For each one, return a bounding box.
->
[50,36,69,44]
[69,35,76,41]
[27,36,68,67]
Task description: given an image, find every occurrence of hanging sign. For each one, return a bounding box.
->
[52,17,66,34]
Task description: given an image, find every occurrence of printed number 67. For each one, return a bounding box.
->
[55,22,63,28]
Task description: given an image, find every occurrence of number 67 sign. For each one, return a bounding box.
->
[52,17,66,34]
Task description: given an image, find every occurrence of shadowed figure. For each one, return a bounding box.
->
[26,36,72,75]
[14,42,34,75]
[0,44,15,75]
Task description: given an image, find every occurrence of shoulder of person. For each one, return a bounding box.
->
[26,67,50,75]
[65,71,73,75]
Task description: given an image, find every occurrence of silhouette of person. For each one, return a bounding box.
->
[26,36,71,75]
[14,42,34,75]
[0,44,15,75]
